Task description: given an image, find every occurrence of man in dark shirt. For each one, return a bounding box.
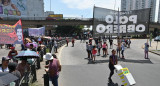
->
[108,49,118,83]
[30,44,36,52]
[8,62,21,86]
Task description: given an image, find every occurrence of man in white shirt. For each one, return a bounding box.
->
[0,56,11,72]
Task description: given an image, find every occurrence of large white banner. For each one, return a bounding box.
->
[93,6,150,37]
[28,27,45,37]
[0,0,27,16]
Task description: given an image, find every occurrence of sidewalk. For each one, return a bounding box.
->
[33,45,65,86]
[142,41,160,56]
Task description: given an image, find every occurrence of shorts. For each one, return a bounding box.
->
[117,47,121,51]
[92,54,96,56]
[103,48,106,51]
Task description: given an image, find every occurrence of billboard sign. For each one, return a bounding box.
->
[0,0,27,16]
[48,14,63,19]
[28,27,45,37]
[93,6,150,37]
[0,20,24,44]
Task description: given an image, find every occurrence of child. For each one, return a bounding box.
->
[102,42,107,57]
[92,46,97,62]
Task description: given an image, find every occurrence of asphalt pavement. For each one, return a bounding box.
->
[0,44,21,64]
[58,39,160,86]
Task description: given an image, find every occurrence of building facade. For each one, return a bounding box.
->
[158,0,160,23]
[44,11,54,17]
[27,0,45,20]
[121,0,156,22]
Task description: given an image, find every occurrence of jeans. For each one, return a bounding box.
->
[144,51,148,58]
[49,75,59,86]
[109,64,115,79]
[121,50,124,57]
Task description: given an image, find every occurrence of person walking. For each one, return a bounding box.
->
[54,40,58,53]
[72,38,75,47]
[88,43,93,60]
[144,41,149,59]
[109,39,113,49]
[128,39,131,48]
[44,53,61,86]
[0,57,10,72]
[86,42,90,59]
[8,47,18,63]
[116,37,121,58]
[92,46,97,62]
[102,42,107,57]
[97,41,102,56]
[121,42,125,59]
[108,49,118,83]
[66,37,69,47]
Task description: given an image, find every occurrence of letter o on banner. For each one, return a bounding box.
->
[105,15,113,24]
[96,24,105,33]
[136,24,145,32]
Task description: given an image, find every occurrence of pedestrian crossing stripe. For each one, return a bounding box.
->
[122,80,125,83]
[124,83,128,86]
[118,72,123,76]
[120,76,124,79]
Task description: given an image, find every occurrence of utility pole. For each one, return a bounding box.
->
[50,0,51,11]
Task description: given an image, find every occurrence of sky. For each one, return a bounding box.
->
[44,0,160,22]
[44,0,121,18]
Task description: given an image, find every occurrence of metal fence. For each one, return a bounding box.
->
[18,37,71,86]
[43,38,72,86]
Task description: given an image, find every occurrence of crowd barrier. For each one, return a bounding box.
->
[43,37,72,86]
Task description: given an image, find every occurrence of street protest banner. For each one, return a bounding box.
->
[0,19,24,44]
[93,6,150,37]
[0,0,27,16]
[28,27,45,37]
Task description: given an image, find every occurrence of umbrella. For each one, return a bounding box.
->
[25,38,32,43]
[15,49,39,59]
[0,72,18,85]
[25,43,38,48]
[43,36,52,40]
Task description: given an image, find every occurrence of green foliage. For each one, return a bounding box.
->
[55,25,84,36]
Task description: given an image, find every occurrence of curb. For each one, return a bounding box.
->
[141,45,160,56]
[149,50,160,56]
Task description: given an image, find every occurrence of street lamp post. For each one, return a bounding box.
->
[50,0,51,11]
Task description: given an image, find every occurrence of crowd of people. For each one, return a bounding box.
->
[85,36,132,62]
[84,36,132,83]
[0,35,66,86]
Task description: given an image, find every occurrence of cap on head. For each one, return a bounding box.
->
[2,56,10,61]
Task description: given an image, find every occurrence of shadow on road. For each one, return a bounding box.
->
[119,59,153,64]
[107,82,119,86]
[87,60,109,64]
[87,59,152,64]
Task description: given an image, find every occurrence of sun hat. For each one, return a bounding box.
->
[43,53,53,60]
